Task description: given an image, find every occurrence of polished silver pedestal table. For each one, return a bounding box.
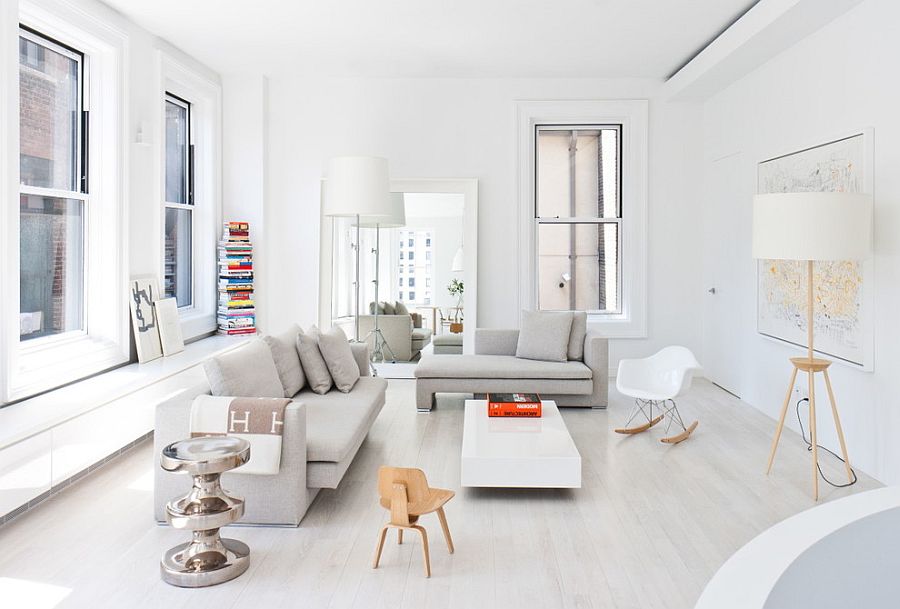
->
[159,436,251,587]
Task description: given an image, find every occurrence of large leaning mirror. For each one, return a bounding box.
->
[319,179,478,378]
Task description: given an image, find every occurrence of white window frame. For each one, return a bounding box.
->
[1,1,128,403]
[534,124,624,315]
[163,91,194,309]
[517,100,648,338]
[17,26,88,341]
[158,53,221,341]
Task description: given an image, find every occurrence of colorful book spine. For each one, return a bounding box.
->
[217,221,257,336]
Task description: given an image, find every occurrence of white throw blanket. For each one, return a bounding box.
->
[190,395,291,475]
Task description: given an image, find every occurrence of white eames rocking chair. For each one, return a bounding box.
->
[614,346,702,444]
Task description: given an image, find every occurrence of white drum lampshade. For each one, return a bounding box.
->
[354,192,406,228]
[752,192,873,261]
[324,156,392,218]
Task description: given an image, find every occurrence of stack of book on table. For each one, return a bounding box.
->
[487,393,542,417]
[217,221,256,336]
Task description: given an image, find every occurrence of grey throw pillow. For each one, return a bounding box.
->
[317,326,360,393]
[394,301,410,315]
[515,310,574,362]
[382,301,396,315]
[262,324,306,397]
[568,311,588,361]
[295,326,333,395]
[203,338,284,398]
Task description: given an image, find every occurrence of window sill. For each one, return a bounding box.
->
[10,335,129,403]
[0,334,249,451]
[178,307,217,342]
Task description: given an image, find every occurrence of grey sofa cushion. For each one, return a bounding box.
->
[203,339,284,398]
[568,311,588,361]
[369,301,385,315]
[382,301,396,315]
[262,324,306,397]
[295,326,333,395]
[411,327,432,350]
[318,326,360,393]
[516,310,573,362]
[395,301,410,315]
[475,329,520,355]
[414,353,591,380]
[299,377,386,463]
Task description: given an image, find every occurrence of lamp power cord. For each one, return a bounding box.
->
[795,397,858,489]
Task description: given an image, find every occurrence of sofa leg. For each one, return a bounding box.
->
[416,392,435,413]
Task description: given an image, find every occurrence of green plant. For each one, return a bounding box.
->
[447,279,464,297]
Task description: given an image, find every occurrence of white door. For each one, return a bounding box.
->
[701,152,746,396]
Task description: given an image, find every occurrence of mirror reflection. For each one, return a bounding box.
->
[331,192,466,376]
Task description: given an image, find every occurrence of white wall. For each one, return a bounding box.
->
[223,74,268,330]
[701,0,900,483]
[262,77,704,367]
[104,2,221,283]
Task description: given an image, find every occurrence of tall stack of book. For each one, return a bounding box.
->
[217,221,256,336]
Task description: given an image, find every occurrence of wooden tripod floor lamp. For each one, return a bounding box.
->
[752,192,873,500]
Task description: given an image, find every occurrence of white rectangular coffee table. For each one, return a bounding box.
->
[460,399,581,488]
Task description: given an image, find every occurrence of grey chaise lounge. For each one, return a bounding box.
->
[154,342,386,526]
[414,328,608,411]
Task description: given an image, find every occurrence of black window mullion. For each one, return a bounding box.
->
[188,143,194,205]
[81,109,89,194]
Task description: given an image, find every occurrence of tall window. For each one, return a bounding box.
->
[396,228,433,305]
[535,125,621,313]
[164,93,193,308]
[18,27,86,341]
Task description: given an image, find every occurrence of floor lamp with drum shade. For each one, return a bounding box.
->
[753,191,873,500]
[355,192,406,363]
[324,156,392,342]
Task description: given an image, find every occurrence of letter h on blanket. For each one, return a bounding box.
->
[191,396,291,475]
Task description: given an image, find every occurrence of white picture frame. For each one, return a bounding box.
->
[129,275,163,363]
[155,297,185,356]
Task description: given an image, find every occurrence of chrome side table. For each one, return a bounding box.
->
[160,436,251,587]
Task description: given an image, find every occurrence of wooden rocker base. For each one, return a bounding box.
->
[614,414,664,435]
[660,420,698,444]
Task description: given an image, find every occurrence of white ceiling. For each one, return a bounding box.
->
[102,0,758,79]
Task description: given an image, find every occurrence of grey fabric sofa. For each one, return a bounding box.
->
[357,314,432,361]
[414,328,608,411]
[433,333,463,355]
[154,343,386,526]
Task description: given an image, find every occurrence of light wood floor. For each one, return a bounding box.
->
[0,379,879,609]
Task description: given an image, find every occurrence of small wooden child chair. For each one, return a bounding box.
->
[372,466,455,577]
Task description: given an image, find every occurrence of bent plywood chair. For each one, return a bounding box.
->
[373,466,455,577]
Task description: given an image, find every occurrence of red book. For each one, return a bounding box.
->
[487,393,542,417]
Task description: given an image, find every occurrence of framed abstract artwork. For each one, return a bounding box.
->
[756,130,874,370]
[129,275,163,363]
